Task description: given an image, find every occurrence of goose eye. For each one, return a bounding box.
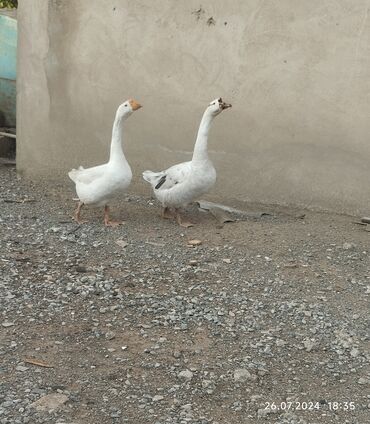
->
[125,104,128,107]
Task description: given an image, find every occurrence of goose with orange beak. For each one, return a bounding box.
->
[69,99,142,226]
[143,98,231,227]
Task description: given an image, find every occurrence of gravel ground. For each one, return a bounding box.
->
[0,165,369,424]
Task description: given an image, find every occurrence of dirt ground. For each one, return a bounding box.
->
[0,164,369,424]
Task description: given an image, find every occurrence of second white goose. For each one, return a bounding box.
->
[143,97,231,227]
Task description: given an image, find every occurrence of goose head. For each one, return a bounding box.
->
[207,97,232,116]
[116,99,142,120]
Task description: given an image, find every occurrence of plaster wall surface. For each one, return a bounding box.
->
[17,0,370,214]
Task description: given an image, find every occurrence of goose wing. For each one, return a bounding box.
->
[143,161,191,191]
[68,163,108,185]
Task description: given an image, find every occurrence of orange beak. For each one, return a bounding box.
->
[129,99,142,111]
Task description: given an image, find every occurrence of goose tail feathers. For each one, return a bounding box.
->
[68,166,85,183]
[142,170,166,188]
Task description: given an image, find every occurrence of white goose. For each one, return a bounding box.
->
[143,97,231,227]
[68,99,142,226]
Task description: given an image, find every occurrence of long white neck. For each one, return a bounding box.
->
[109,113,127,164]
[192,110,214,162]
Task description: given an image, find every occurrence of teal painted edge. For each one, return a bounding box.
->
[0,15,17,81]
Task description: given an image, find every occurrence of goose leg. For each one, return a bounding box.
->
[104,205,123,227]
[175,209,194,228]
[161,207,173,219]
[74,201,88,224]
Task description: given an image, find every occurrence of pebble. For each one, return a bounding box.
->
[105,331,116,340]
[233,368,255,382]
[342,242,356,250]
[75,265,87,273]
[15,366,28,372]
[257,408,270,418]
[187,239,202,246]
[178,370,193,381]
[303,339,316,352]
[350,348,360,358]
[30,393,68,412]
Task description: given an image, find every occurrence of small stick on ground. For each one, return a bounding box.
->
[24,358,53,368]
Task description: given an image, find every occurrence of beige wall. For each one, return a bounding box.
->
[17,0,370,214]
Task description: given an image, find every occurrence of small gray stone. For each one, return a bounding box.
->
[343,242,356,250]
[233,368,255,382]
[30,393,68,412]
[257,408,269,418]
[110,411,121,418]
[105,331,116,340]
[350,348,360,358]
[15,365,29,372]
[303,339,316,352]
[178,370,193,380]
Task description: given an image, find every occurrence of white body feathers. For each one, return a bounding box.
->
[68,101,136,207]
[143,160,216,207]
[69,161,132,207]
[143,98,230,208]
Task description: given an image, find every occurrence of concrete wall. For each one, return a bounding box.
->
[17,0,370,214]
